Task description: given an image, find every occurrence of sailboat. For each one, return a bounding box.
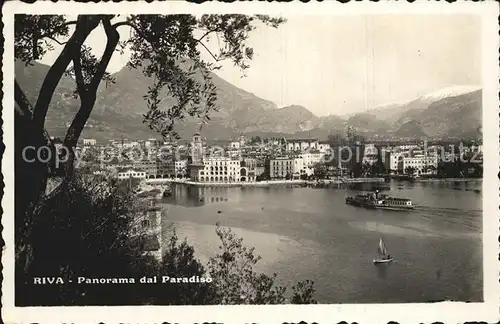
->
[373,237,393,264]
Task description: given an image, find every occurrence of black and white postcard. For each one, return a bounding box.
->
[2,1,499,323]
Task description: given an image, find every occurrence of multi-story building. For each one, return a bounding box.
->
[241,158,257,182]
[134,160,158,178]
[188,133,258,182]
[396,144,419,151]
[285,138,319,152]
[145,138,160,148]
[398,154,438,176]
[265,157,294,179]
[230,141,241,150]
[227,147,241,159]
[242,157,257,170]
[83,138,97,146]
[300,151,324,169]
[157,159,188,178]
[116,168,147,180]
[318,141,331,154]
[191,157,241,182]
[293,157,306,179]
[174,160,188,177]
[384,151,403,174]
[156,160,171,178]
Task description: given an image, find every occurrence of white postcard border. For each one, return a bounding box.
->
[2,1,499,323]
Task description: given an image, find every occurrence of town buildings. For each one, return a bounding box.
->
[265,157,294,179]
[194,157,241,182]
[187,133,255,183]
[398,153,439,175]
[83,138,97,146]
[286,138,319,152]
[78,133,480,182]
[318,141,332,154]
[117,169,147,180]
[362,144,379,165]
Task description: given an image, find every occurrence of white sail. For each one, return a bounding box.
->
[378,238,388,256]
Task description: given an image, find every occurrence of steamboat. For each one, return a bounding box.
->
[345,190,414,211]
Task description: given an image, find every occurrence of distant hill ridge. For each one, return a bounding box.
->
[15,60,482,141]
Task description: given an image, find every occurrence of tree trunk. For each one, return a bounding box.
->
[15,17,101,277]
[63,18,120,178]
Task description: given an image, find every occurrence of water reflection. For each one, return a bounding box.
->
[162,184,230,207]
[376,264,390,279]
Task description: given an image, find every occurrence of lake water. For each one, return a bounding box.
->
[159,180,483,303]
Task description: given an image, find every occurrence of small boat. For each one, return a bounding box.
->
[373,237,393,264]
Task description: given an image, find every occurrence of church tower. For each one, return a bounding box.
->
[191,133,203,165]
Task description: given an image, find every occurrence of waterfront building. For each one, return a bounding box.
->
[157,159,188,178]
[188,133,206,181]
[117,168,147,180]
[241,158,257,182]
[286,138,319,152]
[133,160,158,178]
[293,157,307,179]
[192,157,241,182]
[265,157,294,179]
[300,151,324,169]
[187,133,256,183]
[385,151,404,174]
[174,160,188,177]
[398,153,438,175]
[242,157,257,169]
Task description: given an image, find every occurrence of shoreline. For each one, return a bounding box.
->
[146,178,386,187]
[145,177,482,187]
[414,178,482,183]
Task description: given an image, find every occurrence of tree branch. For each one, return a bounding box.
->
[39,20,78,39]
[197,28,220,43]
[32,15,100,136]
[89,18,120,93]
[72,50,86,96]
[64,17,120,151]
[197,40,221,62]
[46,36,68,46]
[14,79,33,118]
[112,19,155,47]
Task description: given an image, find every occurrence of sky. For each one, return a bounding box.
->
[40,14,481,116]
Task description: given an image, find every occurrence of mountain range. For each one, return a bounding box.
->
[15,60,482,142]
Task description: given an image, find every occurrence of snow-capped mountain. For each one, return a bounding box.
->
[419,85,482,101]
